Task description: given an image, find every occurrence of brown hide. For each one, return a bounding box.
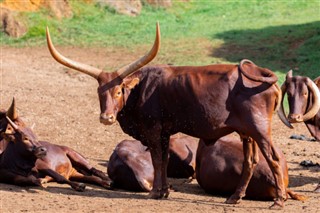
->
[196,135,306,201]
[196,135,286,200]
[107,135,197,191]
[280,73,320,141]
[47,26,287,207]
[0,105,112,190]
[279,73,320,192]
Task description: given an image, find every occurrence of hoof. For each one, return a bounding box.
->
[148,191,162,199]
[225,194,241,204]
[269,198,284,209]
[91,167,109,180]
[162,189,170,198]
[74,183,86,192]
[101,180,113,189]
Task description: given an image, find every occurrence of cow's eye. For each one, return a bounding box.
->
[115,90,122,98]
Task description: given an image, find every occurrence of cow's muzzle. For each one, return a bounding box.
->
[34,146,47,158]
[288,114,303,123]
[100,113,116,125]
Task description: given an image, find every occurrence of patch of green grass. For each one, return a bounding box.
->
[1,0,319,81]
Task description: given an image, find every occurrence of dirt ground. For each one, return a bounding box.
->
[1,46,319,213]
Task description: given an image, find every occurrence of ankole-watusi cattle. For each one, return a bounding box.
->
[107,134,197,192]
[47,23,286,208]
[196,135,306,201]
[278,71,320,141]
[0,99,112,190]
[277,71,320,192]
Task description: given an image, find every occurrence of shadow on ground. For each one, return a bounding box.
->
[212,21,320,78]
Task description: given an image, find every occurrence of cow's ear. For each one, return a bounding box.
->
[123,78,140,89]
[5,125,14,135]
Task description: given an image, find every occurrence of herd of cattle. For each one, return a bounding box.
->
[1,23,319,210]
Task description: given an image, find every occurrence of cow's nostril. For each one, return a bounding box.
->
[288,114,303,122]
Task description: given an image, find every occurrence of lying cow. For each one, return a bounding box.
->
[0,99,112,190]
[47,23,286,208]
[107,135,197,191]
[278,71,320,192]
[196,135,306,201]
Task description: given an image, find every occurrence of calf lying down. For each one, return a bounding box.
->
[196,135,305,201]
[108,133,305,201]
[107,134,198,191]
[0,101,112,191]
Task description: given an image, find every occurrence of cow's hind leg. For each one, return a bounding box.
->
[64,147,109,180]
[0,169,43,187]
[226,137,259,204]
[39,168,86,192]
[69,171,112,189]
[257,140,286,209]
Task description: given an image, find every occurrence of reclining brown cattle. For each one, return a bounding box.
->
[278,71,320,192]
[0,99,112,190]
[107,134,197,191]
[47,23,286,208]
[196,135,306,201]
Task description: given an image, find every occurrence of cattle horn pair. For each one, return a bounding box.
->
[278,70,320,127]
[46,22,161,80]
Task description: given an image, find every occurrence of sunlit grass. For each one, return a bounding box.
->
[1,0,319,80]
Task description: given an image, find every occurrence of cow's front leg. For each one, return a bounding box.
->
[147,140,164,199]
[226,137,259,204]
[0,169,43,187]
[160,134,170,198]
[257,139,285,209]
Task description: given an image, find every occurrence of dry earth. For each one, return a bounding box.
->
[0,46,319,213]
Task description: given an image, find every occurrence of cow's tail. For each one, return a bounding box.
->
[286,188,307,201]
[239,59,278,84]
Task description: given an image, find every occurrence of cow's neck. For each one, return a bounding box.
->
[0,144,37,176]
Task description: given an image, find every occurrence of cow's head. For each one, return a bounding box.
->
[4,116,47,159]
[46,23,161,125]
[278,70,320,127]
[1,99,46,159]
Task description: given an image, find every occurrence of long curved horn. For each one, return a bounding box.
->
[7,97,18,120]
[116,22,161,79]
[46,27,103,79]
[277,82,293,128]
[6,116,19,130]
[239,59,278,84]
[302,78,320,121]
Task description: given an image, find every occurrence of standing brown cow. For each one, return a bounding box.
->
[47,23,286,208]
[278,71,320,191]
[0,99,112,190]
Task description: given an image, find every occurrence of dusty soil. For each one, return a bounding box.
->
[1,46,319,213]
